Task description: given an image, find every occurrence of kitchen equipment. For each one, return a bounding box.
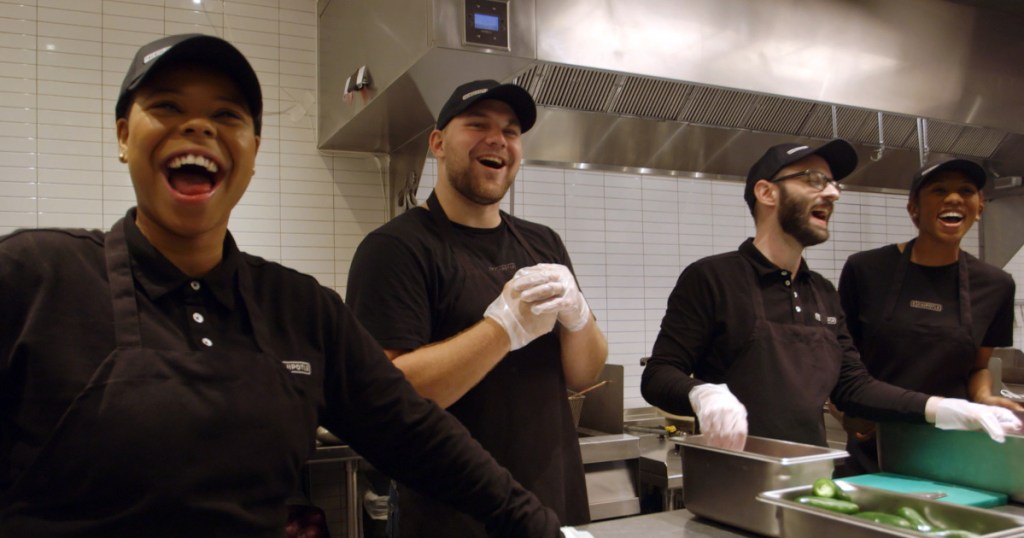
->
[578,433,642,521]
[568,392,585,428]
[841,472,1007,508]
[758,483,1024,538]
[675,435,848,537]
[655,407,696,434]
[624,407,686,513]
[319,0,1024,261]
[572,365,641,521]
[574,379,610,397]
[877,421,1024,503]
[568,379,610,428]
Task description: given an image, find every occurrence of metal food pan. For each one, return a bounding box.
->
[758,483,1024,538]
[675,435,848,537]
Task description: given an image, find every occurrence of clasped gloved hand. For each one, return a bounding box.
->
[484,270,558,351]
[560,526,595,538]
[928,397,1023,442]
[511,263,592,332]
[689,383,748,451]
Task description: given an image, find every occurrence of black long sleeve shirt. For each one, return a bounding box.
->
[641,239,929,430]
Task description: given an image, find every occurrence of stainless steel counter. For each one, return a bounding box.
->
[581,504,1024,537]
[579,509,759,537]
[307,443,363,538]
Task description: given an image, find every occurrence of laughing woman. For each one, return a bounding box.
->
[836,159,1022,476]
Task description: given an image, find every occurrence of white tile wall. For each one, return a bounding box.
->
[2,0,1021,413]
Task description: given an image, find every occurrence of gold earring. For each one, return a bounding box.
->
[976,215,981,221]
[118,152,127,163]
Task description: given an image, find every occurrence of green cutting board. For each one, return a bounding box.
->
[842,472,1007,508]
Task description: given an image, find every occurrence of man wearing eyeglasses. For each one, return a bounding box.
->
[640,139,1021,450]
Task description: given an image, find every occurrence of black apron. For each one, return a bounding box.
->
[396,192,588,537]
[845,239,974,473]
[722,262,842,446]
[1,219,317,537]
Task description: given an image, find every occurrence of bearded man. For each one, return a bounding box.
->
[640,139,1021,450]
[346,80,608,537]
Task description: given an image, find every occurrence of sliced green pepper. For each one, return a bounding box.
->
[795,495,860,514]
[896,506,933,532]
[853,511,914,529]
[812,477,853,502]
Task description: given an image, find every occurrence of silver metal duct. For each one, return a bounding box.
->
[317,0,1024,265]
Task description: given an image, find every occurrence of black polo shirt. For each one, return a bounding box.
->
[0,209,560,537]
[641,238,928,424]
[840,244,1015,351]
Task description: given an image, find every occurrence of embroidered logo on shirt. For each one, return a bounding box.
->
[910,300,943,312]
[816,313,837,325]
[490,262,517,273]
[283,361,312,375]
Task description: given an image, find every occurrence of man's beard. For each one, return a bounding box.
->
[778,185,829,247]
[446,158,514,206]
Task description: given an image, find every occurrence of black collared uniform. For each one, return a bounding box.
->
[0,209,561,537]
[838,240,1015,473]
[641,238,930,446]
[346,193,589,537]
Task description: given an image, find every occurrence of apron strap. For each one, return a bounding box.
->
[501,213,543,265]
[883,239,972,330]
[426,190,543,265]
[956,248,972,329]
[104,218,143,349]
[232,233,276,352]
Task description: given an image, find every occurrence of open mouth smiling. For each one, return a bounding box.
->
[938,210,965,224]
[477,155,506,170]
[810,204,832,223]
[163,152,225,197]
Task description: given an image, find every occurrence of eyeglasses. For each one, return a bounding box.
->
[770,169,844,192]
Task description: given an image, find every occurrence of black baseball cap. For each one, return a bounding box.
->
[744,139,858,210]
[436,80,536,133]
[115,34,263,135]
[909,158,987,197]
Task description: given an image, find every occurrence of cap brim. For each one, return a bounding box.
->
[915,159,987,191]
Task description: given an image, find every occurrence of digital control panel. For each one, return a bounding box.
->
[464,0,509,49]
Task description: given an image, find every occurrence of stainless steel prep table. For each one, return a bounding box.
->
[579,509,759,537]
[306,443,363,538]
[581,504,1024,537]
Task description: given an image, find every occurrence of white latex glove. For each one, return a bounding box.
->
[512,263,591,332]
[689,383,748,451]
[560,527,594,538]
[927,397,1023,443]
[484,273,557,351]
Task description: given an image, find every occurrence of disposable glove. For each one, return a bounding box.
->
[929,397,1023,443]
[560,527,594,538]
[689,383,748,451]
[484,273,557,351]
[512,263,592,332]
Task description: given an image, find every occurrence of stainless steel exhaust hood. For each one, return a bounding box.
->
[317,0,1024,266]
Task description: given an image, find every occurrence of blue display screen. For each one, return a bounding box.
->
[474,13,500,32]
